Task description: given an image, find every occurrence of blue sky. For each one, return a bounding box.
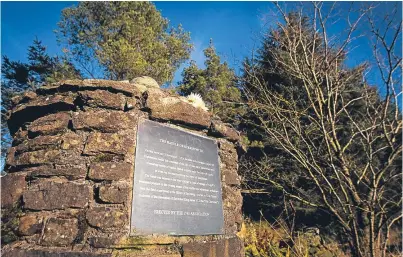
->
[1,1,271,84]
[1,1,402,90]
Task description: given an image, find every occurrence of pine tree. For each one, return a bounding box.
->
[1,39,81,171]
[178,40,242,123]
[240,6,401,256]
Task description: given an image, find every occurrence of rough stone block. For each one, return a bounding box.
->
[146,88,211,129]
[83,132,135,156]
[15,134,62,153]
[12,94,75,115]
[13,129,29,145]
[88,162,132,181]
[37,79,142,98]
[15,149,61,166]
[125,97,138,110]
[72,110,137,133]
[131,76,159,88]
[222,186,243,234]
[223,211,239,235]
[2,249,111,257]
[98,182,129,204]
[78,90,126,110]
[7,95,75,135]
[222,167,241,186]
[1,173,27,208]
[29,165,87,180]
[23,180,91,210]
[15,93,73,110]
[218,139,238,170]
[90,238,181,256]
[18,214,43,236]
[86,207,127,231]
[60,132,85,150]
[209,120,240,142]
[5,147,17,167]
[3,78,244,255]
[88,233,122,248]
[182,237,244,257]
[13,133,82,155]
[11,91,37,106]
[28,112,71,136]
[40,217,79,246]
[222,186,243,210]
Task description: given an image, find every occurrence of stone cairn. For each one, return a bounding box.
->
[1,77,244,257]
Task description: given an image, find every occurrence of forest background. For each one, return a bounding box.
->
[1,2,401,257]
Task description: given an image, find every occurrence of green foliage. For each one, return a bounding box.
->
[1,39,81,169]
[1,38,81,114]
[241,5,402,257]
[178,40,242,123]
[2,39,81,86]
[239,12,324,218]
[239,12,381,216]
[56,2,192,84]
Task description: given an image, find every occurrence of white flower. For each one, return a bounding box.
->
[186,93,208,111]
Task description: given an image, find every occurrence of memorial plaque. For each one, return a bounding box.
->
[130,119,224,235]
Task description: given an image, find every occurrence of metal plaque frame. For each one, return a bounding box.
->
[130,119,224,235]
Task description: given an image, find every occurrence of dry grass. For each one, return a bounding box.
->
[239,216,349,257]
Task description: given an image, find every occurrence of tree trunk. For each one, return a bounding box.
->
[352,226,381,257]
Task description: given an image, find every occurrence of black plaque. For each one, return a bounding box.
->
[130,119,224,235]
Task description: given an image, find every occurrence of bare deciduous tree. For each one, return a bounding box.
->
[242,2,402,257]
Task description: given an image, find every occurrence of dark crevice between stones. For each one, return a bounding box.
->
[37,85,134,97]
[6,164,43,173]
[26,170,36,188]
[141,91,148,106]
[124,101,132,112]
[207,128,224,139]
[93,184,123,205]
[73,210,87,245]
[67,120,75,132]
[84,165,91,181]
[90,153,124,163]
[109,245,145,250]
[88,177,112,183]
[29,174,79,182]
[78,95,128,112]
[73,127,121,134]
[139,106,151,113]
[81,134,90,156]
[148,116,209,131]
[24,206,88,213]
[93,185,102,203]
[27,129,69,139]
[87,105,127,112]
[73,96,85,111]
[8,102,75,136]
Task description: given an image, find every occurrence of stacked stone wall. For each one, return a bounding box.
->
[1,79,244,257]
